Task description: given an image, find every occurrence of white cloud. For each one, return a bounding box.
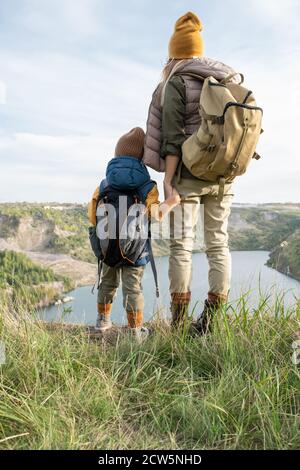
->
[0,132,114,202]
[21,0,101,38]
[0,42,160,202]
[248,0,299,26]
[0,0,299,203]
[0,50,158,135]
[222,19,300,204]
[0,80,6,104]
[0,130,164,203]
[1,39,300,203]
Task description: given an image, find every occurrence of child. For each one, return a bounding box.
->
[88,127,160,340]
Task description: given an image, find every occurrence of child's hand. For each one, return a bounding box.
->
[151,194,181,221]
[163,180,180,201]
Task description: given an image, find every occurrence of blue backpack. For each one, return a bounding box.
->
[89,183,159,297]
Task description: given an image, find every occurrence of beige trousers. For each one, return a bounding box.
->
[97,264,145,312]
[170,177,234,300]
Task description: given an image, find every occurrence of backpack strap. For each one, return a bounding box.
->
[175,72,206,82]
[201,108,225,125]
[217,177,226,201]
[220,72,244,85]
[91,258,103,294]
[99,178,109,198]
[148,240,159,298]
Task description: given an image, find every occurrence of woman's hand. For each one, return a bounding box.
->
[163,155,180,199]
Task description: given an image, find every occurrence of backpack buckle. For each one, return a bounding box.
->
[207,144,216,153]
[212,116,224,125]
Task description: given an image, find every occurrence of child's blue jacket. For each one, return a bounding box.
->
[89,156,159,266]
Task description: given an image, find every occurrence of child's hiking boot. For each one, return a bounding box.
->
[95,314,112,331]
[126,310,143,329]
[130,326,150,344]
[126,310,150,343]
[95,303,113,331]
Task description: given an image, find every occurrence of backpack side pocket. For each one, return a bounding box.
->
[182,128,219,181]
[88,226,102,259]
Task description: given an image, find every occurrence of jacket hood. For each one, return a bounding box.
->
[106,156,151,191]
[175,57,239,83]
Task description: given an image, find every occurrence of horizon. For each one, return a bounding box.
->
[0,0,299,203]
[1,200,300,206]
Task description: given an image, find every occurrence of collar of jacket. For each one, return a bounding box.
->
[160,57,239,107]
[106,156,151,191]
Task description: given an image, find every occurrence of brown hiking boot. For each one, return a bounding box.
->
[170,292,191,328]
[171,303,188,328]
[193,300,216,335]
[192,293,227,336]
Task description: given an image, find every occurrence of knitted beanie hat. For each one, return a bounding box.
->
[114,127,145,159]
[168,11,204,59]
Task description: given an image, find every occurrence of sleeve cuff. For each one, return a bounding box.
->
[161,141,183,159]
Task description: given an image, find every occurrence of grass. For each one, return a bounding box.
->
[0,297,300,450]
[0,250,74,309]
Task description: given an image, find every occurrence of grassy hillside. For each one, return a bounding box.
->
[0,203,94,263]
[267,229,300,281]
[0,250,74,308]
[0,298,299,450]
[229,204,300,251]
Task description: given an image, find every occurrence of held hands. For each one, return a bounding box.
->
[163,179,180,201]
[151,180,181,221]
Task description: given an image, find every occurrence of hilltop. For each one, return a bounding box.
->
[1,206,300,450]
[0,298,299,450]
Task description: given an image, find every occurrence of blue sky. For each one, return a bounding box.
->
[0,0,299,203]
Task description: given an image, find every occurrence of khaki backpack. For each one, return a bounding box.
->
[182,73,263,198]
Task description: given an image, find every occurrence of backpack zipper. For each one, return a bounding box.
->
[228,116,249,174]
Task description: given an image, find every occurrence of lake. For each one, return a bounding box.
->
[40,251,300,325]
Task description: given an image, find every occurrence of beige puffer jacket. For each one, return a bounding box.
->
[143,57,237,172]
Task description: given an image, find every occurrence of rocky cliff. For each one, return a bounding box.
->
[1,202,300,283]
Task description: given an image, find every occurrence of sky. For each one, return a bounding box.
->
[0,0,299,203]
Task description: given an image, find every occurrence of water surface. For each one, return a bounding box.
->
[40,251,300,325]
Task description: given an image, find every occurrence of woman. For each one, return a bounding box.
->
[144,11,237,332]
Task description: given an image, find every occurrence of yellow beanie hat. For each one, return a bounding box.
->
[168,11,204,59]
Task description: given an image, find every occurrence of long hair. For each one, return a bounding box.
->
[158,59,186,106]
